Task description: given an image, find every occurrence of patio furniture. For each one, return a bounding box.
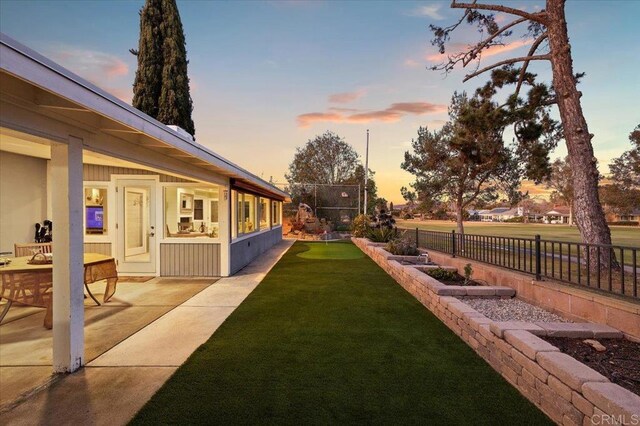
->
[14,242,52,257]
[0,253,118,328]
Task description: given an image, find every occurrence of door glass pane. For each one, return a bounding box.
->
[126,192,143,249]
[124,187,149,260]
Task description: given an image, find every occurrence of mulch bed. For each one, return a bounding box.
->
[426,272,482,286]
[542,337,640,396]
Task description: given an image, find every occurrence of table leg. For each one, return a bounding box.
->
[103,278,117,303]
[84,282,101,306]
[0,298,13,323]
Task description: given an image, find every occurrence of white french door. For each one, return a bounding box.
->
[116,179,156,274]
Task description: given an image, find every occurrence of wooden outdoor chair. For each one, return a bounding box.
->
[14,242,52,257]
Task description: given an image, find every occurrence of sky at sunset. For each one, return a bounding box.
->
[1,0,638,203]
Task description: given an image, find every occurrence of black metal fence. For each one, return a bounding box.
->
[405,228,639,300]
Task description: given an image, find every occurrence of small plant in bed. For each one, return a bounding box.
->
[386,237,419,256]
[425,268,480,286]
[367,227,398,243]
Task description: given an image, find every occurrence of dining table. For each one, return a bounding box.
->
[0,253,118,329]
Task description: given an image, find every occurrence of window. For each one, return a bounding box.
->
[259,197,270,230]
[164,186,219,238]
[243,194,256,234]
[84,186,108,235]
[232,190,262,237]
[194,199,204,220]
[271,200,282,226]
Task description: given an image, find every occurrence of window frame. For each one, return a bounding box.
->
[83,182,110,241]
[161,183,221,242]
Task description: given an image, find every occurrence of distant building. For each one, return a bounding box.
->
[477,207,523,222]
[543,206,571,224]
[607,208,640,223]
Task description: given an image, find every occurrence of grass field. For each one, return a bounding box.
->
[132,241,551,425]
[397,220,640,248]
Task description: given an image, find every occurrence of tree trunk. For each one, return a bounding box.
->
[569,201,573,225]
[456,207,465,235]
[546,0,617,269]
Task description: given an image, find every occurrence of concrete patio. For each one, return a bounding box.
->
[0,239,293,425]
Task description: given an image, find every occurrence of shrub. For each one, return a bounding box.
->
[336,224,350,232]
[426,268,458,281]
[367,227,398,243]
[504,216,524,223]
[463,263,473,285]
[351,214,369,237]
[386,237,419,256]
[607,221,639,227]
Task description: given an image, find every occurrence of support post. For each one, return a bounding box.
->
[451,230,456,258]
[535,234,541,281]
[363,129,369,216]
[51,136,84,373]
[415,227,419,247]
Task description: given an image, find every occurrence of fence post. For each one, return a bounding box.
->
[535,234,541,281]
[451,230,456,258]
[415,227,419,247]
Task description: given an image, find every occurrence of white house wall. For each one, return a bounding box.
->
[0,151,48,253]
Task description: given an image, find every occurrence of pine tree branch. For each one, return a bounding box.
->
[463,17,528,66]
[451,0,548,25]
[513,33,549,98]
[463,54,551,82]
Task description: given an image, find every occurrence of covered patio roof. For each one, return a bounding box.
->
[0,33,288,201]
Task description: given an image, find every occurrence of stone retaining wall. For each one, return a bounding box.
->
[424,251,640,341]
[353,237,640,425]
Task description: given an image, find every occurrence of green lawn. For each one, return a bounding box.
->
[131,241,551,425]
[397,219,640,248]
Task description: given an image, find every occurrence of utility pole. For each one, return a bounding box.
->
[364,129,369,216]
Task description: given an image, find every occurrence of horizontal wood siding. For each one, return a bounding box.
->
[84,242,111,256]
[160,243,221,277]
[83,164,191,182]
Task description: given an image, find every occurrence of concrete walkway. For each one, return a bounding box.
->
[2,240,294,426]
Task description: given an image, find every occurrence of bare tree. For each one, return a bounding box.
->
[430,0,615,267]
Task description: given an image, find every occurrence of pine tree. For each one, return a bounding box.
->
[131,0,195,137]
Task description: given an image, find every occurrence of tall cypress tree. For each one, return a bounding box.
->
[157,0,195,137]
[131,0,195,137]
[131,0,163,119]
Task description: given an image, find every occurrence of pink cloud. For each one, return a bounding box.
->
[297,101,446,128]
[348,110,403,123]
[45,45,135,104]
[404,58,420,68]
[328,89,366,104]
[54,48,129,80]
[107,87,133,104]
[494,13,508,24]
[328,107,362,113]
[297,112,343,127]
[388,102,446,114]
[426,39,532,62]
[482,39,532,58]
[425,42,468,62]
